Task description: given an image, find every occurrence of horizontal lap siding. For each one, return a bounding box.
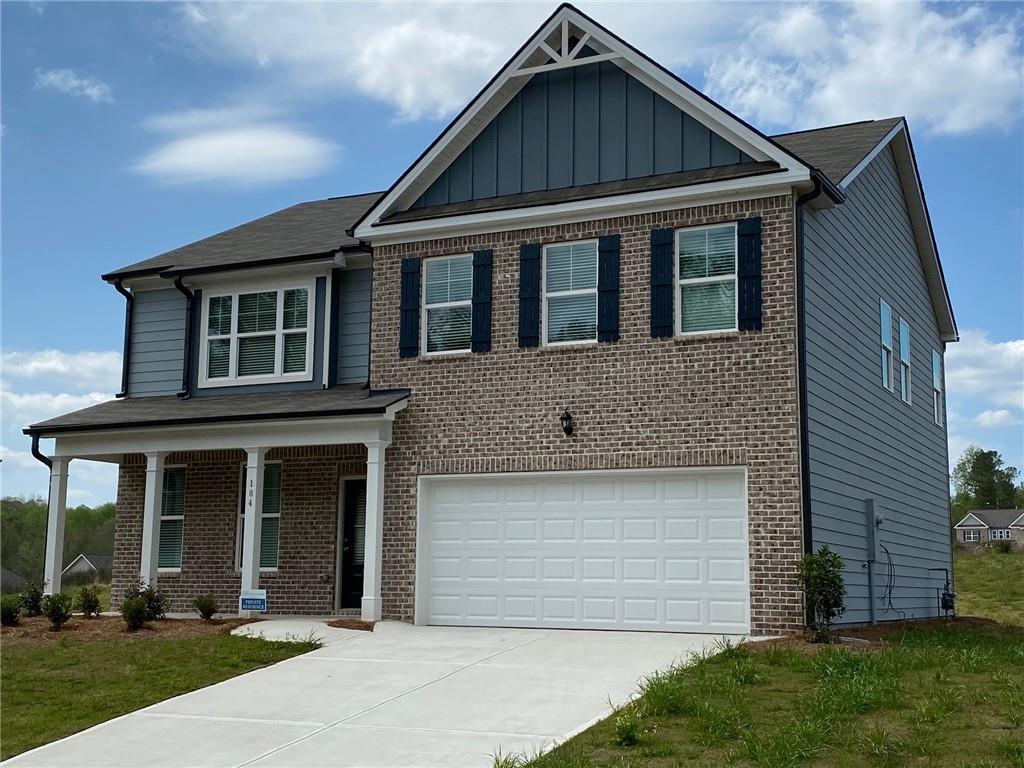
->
[128,288,185,396]
[336,268,371,385]
[804,145,952,624]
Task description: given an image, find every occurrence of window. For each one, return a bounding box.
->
[898,318,911,403]
[422,254,472,354]
[932,349,943,425]
[235,462,282,570]
[963,530,980,542]
[201,284,313,386]
[880,300,894,390]
[544,240,598,345]
[158,467,186,570]
[990,529,1012,541]
[676,224,737,335]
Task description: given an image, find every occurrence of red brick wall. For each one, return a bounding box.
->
[370,195,805,634]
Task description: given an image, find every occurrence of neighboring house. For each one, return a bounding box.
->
[25,5,957,634]
[1,566,28,594]
[62,553,114,580]
[954,510,1024,548]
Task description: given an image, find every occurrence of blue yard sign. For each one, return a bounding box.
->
[239,589,267,612]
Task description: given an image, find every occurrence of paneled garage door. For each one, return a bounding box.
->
[417,469,749,633]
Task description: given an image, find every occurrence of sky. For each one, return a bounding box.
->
[1,1,1022,505]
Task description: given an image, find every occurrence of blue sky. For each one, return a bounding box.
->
[2,1,1022,504]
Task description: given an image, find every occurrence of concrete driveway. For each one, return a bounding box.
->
[5,621,727,768]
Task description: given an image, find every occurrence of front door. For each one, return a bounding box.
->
[339,478,367,610]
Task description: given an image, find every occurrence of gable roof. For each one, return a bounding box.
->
[772,118,904,186]
[955,509,1024,529]
[63,553,113,574]
[103,192,382,282]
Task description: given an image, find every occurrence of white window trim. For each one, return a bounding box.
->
[932,349,944,426]
[421,253,473,356]
[963,529,980,542]
[234,461,282,573]
[674,222,739,337]
[198,279,315,388]
[990,529,1012,541]
[157,464,186,573]
[898,317,912,405]
[542,239,600,347]
[880,299,894,391]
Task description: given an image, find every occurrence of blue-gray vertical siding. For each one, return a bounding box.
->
[804,145,952,624]
[127,288,185,397]
[335,268,371,385]
[412,62,753,208]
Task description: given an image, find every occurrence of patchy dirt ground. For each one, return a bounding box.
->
[0,615,260,645]
[326,617,375,631]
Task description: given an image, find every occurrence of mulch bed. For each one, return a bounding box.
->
[0,615,260,645]
[326,617,375,632]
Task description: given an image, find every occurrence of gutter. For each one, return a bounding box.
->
[113,279,133,398]
[30,434,52,470]
[172,277,195,399]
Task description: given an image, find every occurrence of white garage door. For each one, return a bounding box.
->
[417,469,749,633]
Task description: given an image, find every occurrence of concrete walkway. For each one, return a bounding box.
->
[5,621,729,768]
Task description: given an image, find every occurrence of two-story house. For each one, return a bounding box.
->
[27,5,957,635]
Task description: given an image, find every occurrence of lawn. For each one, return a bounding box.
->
[501,621,1024,768]
[954,549,1024,626]
[0,616,318,760]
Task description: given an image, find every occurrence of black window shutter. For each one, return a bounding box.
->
[737,217,763,331]
[399,257,421,358]
[597,234,621,342]
[650,228,674,337]
[518,243,541,348]
[471,249,493,353]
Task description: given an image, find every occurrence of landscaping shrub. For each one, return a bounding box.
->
[19,581,45,617]
[798,546,847,643]
[124,580,167,621]
[995,540,1014,554]
[192,594,218,621]
[76,585,102,618]
[1,595,22,626]
[121,596,148,632]
[41,593,73,631]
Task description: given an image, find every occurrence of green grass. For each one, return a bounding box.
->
[60,582,111,612]
[500,623,1024,767]
[954,549,1024,626]
[0,629,318,759]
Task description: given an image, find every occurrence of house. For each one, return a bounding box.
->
[954,510,1024,548]
[24,4,957,635]
[62,553,114,581]
[0,567,28,595]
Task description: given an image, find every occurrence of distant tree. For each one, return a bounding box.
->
[950,446,1023,523]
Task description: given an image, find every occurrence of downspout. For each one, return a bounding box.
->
[113,279,133,398]
[172,276,195,399]
[795,175,823,556]
[30,433,52,470]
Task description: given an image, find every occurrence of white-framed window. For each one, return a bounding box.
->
[880,300,894,390]
[200,283,313,387]
[990,529,1012,541]
[898,318,912,404]
[676,224,737,335]
[158,466,186,571]
[543,240,598,345]
[235,462,282,571]
[963,529,980,542]
[422,254,473,354]
[932,349,943,425]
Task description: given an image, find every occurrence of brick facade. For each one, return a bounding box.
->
[112,445,366,614]
[370,195,805,634]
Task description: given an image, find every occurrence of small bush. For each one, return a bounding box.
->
[798,546,846,643]
[124,580,167,621]
[995,540,1014,554]
[192,594,218,620]
[19,581,45,617]
[613,702,642,746]
[41,593,73,630]
[121,596,148,632]
[1,595,22,626]
[76,585,102,617]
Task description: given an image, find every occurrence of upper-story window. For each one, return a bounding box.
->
[423,254,472,354]
[932,349,943,425]
[544,240,598,345]
[200,284,313,387]
[880,300,894,390]
[898,317,912,404]
[676,224,737,335]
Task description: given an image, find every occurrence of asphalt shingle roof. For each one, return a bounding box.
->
[956,509,1024,528]
[771,117,904,185]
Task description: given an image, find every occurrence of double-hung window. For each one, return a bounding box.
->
[235,462,282,571]
[676,224,737,334]
[158,467,186,571]
[990,529,1012,541]
[202,285,312,386]
[963,530,980,543]
[898,318,912,404]
[422,255,472,354]
[880,300,894,390]
[932,349,943,425]
[544,240,598,345]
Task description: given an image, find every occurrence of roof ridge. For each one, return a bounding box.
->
[771,116,903,138]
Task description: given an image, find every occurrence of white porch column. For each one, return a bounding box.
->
[361,440,388,622]
[43,457,71,595]
[140,452,167,587]
[240,447,267,615]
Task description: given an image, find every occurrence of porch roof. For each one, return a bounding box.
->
[24,386,410,436]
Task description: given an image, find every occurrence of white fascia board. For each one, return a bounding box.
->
[362,172,809,246]
[953,512,989,529]
[1009,512,1024,528]
[61,554,89,574]
[840,120,907,187]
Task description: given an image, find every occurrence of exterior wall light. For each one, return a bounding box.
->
[560,409,574,436]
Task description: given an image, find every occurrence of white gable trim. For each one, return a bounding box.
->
[61,554,95,575]
[953,512,989,529]
[353,4,812,242]
[1009,512,1024,528]
[840,121,906,187]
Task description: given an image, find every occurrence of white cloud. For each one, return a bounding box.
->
[2,349,121,391]
[945,330,1024,413]
[34,68,112,103]
[1,388,110,434]
[974,409,1022,428]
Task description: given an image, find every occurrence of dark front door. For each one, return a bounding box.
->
[340,479,366,610]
